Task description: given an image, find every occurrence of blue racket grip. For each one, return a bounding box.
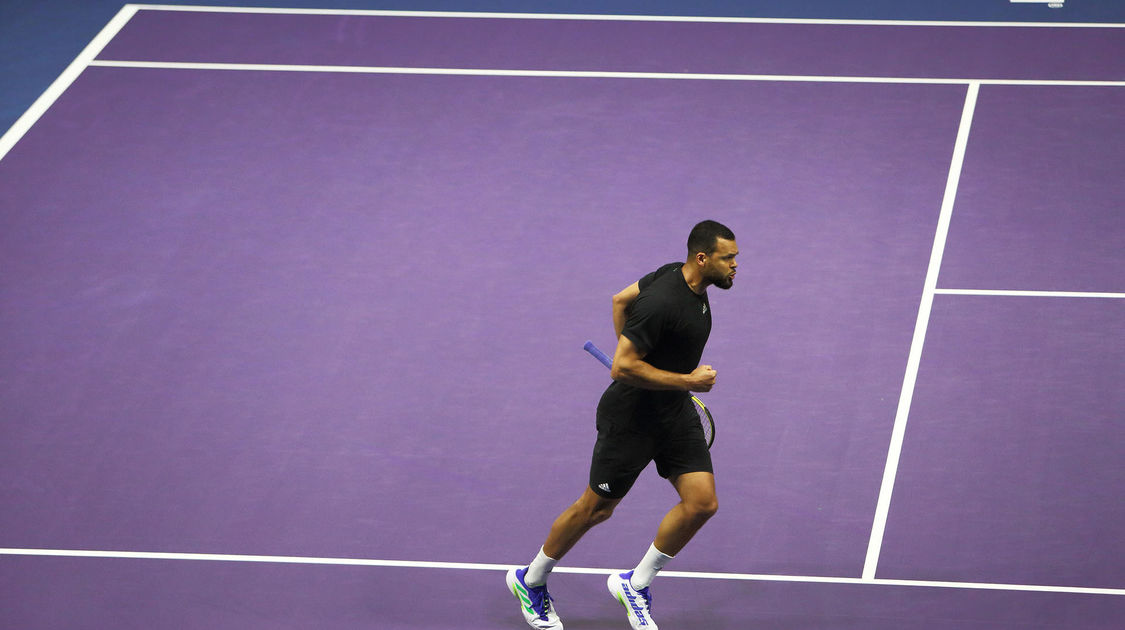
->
[583,340,613,370]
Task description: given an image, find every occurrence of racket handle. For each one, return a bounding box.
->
[583,340,613,370]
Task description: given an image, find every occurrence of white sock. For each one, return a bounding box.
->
[630,543,674,590]
[524,547,558,588]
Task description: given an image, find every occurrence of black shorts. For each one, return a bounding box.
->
[588,391,713,500]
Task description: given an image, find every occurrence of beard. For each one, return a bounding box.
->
[707,268,734,290]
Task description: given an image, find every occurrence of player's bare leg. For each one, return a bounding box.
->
[653,471,718,555]
[542,486,622,559]
[608,471,718,629]
[508,487,621,630]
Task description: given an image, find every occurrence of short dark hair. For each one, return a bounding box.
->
[687,220,735,256]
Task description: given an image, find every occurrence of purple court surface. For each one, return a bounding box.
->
[1,6,1122,629]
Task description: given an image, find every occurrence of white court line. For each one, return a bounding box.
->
[2,548,1121,596]
[84,60,1125,87]
[862,83,981,581]
[0,5,138,163]
[132,4,1123,28]
[936,288,1125,299]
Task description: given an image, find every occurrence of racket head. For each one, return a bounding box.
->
[691,395,715,449]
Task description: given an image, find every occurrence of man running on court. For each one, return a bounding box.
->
[507,220,738,629]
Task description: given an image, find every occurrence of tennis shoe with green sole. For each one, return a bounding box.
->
[607,570,658,629]
[506,567,563,629]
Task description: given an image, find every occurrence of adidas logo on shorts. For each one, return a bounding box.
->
[598,483,611,493]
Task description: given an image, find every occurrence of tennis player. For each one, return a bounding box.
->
[507,220,738,630]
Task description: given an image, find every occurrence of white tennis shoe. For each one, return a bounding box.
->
[506,567,563,629]
[607,570,658,629]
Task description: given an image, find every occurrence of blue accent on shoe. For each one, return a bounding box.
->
[622,571,652,620]
[516,568,556,621]
[610,570,656,628]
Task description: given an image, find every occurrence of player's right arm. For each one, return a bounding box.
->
[610,334,717,392]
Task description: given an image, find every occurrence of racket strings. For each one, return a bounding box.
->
[692,397,715,447]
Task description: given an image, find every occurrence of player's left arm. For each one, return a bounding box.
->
[611,281,640,339]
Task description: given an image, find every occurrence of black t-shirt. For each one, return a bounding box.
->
[601,262,712,417]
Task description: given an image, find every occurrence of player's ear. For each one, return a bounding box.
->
[695,251,708,266]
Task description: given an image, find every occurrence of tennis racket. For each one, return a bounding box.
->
[582,340,715,449]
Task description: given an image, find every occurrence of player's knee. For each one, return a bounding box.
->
[575,491,618,527]
[702,497,718,519]
[688,495,718,521]
[588,503,616,526]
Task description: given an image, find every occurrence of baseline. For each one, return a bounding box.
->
[1,548,1121,597]
[131,4,1125,28]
